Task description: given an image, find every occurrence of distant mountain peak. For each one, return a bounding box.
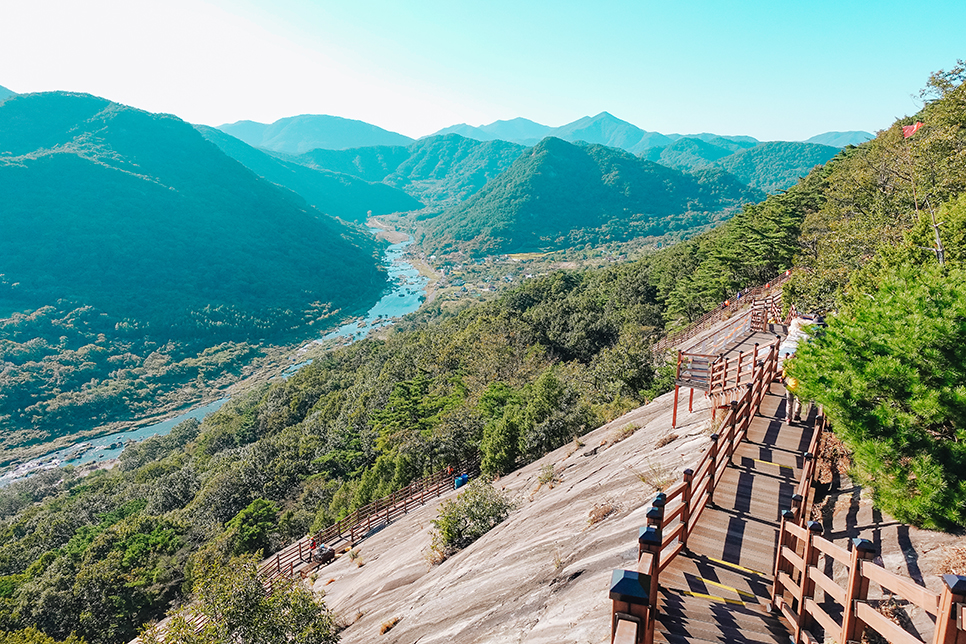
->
[217,114,414,154]
[803,131,874,147]
[0,84,16,102]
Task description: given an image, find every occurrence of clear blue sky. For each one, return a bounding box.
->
[1,0,963,141]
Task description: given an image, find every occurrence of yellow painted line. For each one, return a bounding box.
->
[707,557,766,577]
[680,590,747,606]
[695,577,758,599]
[753,458,794,470]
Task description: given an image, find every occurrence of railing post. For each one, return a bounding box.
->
[681,468,693,545]
[610,569,651,644]
[840,538,878,644]
[672,351,682,428]
[790,493,803,525]
[644,493,666,612]
[751,343,759,382]
[934,575,966,644]
[796,521,823,640]
[708,434,719,503]
[728,401,739,462]
[770,509,797,612]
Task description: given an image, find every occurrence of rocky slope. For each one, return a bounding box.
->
[313,386,715,643]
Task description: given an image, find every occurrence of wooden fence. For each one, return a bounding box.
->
[258,459,478,584]
[651,271,793,356]
[772,431,966,644]
[609,339,782,644]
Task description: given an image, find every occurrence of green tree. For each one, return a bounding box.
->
[788,264,966,529]
[139,554,338,644]
[226,499,278,556]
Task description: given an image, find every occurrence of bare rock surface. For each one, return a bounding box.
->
[314,387,714,644]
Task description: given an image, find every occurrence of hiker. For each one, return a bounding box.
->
[783,371,800,423]
[314,543,335,564]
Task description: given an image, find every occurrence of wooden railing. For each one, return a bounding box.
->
[673,334,778,427]
[772,425,966,644]
[609,339,782,644]
[652,271,793,356]
[258,459,477,584]
[772,522,966,644]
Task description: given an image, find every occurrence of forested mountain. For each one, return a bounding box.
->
[417,137,764,255]
[217,114,414,154]
[714,141,839,193]
[643,137,735,168]
[644,139,839,193]
[297,134,525,205]
[546,111,673,153]
[196,125,422,221]
[666,132,759,147]
[0,85,15,102]
[804,130,874,147]
[382,134,525,204]
[0,92,385,453]
[298,144,412,182]
[0,166,805,644]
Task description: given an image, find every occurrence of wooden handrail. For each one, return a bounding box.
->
[257,458,478,584]
[773,440,966,644]
[861,561,941,616]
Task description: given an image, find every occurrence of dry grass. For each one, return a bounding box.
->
[815,430,852,485]
[566,436,585,457]
[629,462,676,492]
[656,432,679,448]
[610,422,641,445]
[552,548,564,571]
[537,463,562,489]
[588,501,618,525]
[380,617,400,634]
[348,547,364,567]
[423,545,447,567]
[939,543,966,575]
[333,610,364,632]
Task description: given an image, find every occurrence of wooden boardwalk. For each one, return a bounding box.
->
[655,381,815,644]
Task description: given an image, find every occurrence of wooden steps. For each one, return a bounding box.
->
[656,590,789,644]
[653,380,814,644]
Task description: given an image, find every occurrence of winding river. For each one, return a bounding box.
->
[0,232,428,486]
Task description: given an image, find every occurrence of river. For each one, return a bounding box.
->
[0,231,428,486]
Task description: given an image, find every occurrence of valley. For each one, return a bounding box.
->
[2,58,966,644]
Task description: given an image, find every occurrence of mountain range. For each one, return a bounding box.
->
[218,114,415,154]
[644,138,840,193]
[430,111,873,152]
[417,137,765,256]
[297,134,526,206]
[0,84,15,102]
[196,125,422,221]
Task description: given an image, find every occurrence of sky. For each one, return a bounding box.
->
[1,0,963,141]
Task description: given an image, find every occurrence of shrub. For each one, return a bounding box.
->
[430,479,513,555]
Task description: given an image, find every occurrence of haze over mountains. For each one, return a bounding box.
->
[196,125,422,221]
